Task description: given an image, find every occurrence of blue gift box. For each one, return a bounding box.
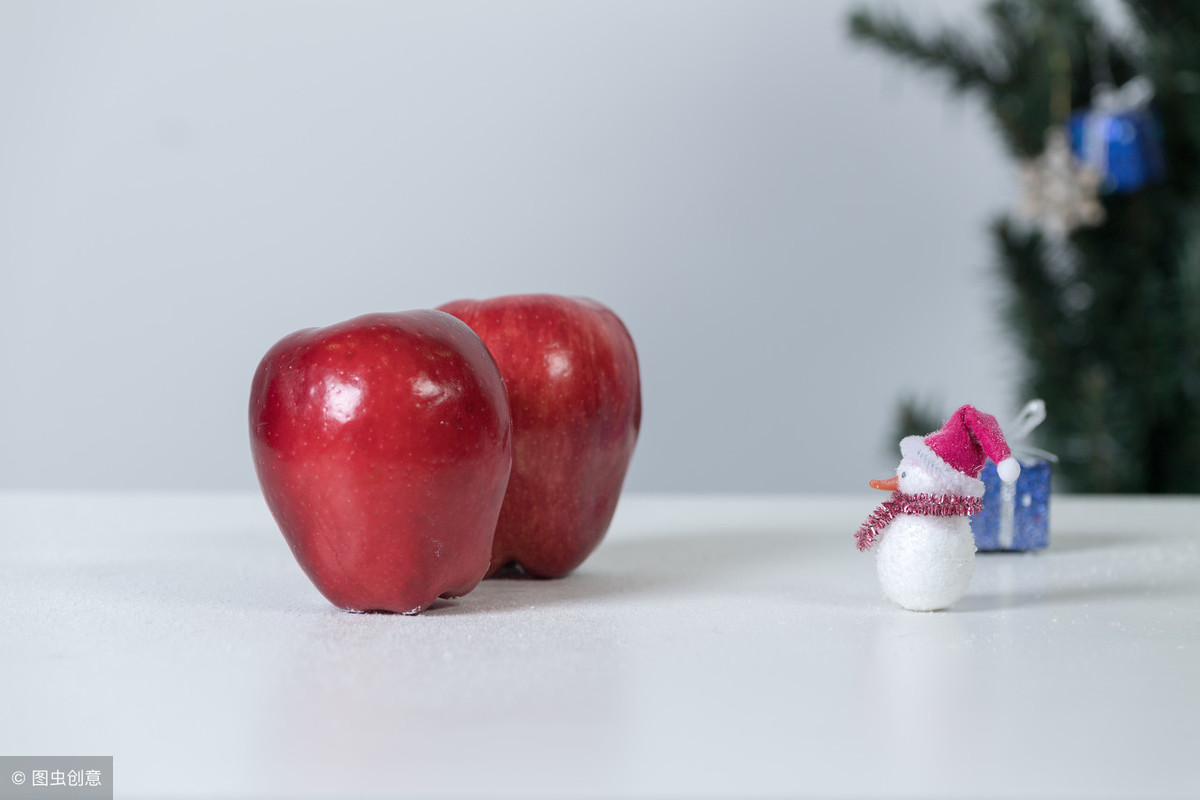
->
[1068,108,1165,194]
[971,458,1051,551]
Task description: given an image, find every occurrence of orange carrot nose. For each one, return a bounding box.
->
[869,476,899,491]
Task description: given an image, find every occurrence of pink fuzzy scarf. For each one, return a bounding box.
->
[856,492,983,551]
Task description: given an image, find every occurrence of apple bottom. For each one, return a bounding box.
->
[487,448,629,579]
[264,463,505,614]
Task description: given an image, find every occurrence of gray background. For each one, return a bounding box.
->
[1,0,1034,493]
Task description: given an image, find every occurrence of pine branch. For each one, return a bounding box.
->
[991,218,1072,382]
[991,218,1118,490]
[1122,0,1200,40]
[846,8,998,95]
[892,397,946,445]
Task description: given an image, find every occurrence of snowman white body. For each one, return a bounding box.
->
[875,457,983,611]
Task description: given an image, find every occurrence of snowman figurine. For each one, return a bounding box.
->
[856,405,1020,611]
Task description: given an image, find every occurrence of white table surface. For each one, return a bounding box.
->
[2,492,1198,799]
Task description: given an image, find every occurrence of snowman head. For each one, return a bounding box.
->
[897,436,986,496]
[898,405,1020,496]
[891,452,975,495]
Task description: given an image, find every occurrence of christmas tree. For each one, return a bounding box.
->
[849,0,1200,493]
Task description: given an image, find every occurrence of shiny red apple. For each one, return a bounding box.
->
[438,294,641,578]
[249,310,512,613]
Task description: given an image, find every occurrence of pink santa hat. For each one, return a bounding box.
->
[900,405,1021,495]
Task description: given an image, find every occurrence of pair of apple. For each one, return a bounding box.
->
[249,294,642,614]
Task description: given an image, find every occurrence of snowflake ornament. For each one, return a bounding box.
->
[1017,127,1105,236]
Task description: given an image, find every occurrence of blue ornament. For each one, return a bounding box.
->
[1068,77,1166,194]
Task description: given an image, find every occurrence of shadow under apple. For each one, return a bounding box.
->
[425,521,842,616]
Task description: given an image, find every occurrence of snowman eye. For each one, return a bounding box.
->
[901,471,907,478]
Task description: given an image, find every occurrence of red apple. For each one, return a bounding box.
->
[437,294,641,578]
[249,310,512,613]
